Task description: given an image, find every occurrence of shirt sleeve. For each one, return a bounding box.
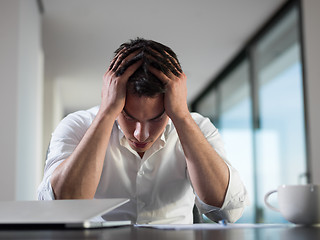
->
[37,109,94,200]
[191,113,250,223]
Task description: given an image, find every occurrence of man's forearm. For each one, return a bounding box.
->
[171,113,229,207]
[50,111,116,199]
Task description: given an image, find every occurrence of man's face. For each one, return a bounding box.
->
[117,93,169,157]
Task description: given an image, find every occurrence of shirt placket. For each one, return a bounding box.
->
[136,160,147,222]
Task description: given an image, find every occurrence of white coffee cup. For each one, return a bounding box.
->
[264,184,320,225]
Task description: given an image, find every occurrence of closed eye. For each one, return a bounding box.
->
[122,109,166,122]
[122,111,136,122]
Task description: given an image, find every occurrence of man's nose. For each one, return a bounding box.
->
[134,122,149,142]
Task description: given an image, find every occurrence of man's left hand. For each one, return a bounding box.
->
[149,65,190,122]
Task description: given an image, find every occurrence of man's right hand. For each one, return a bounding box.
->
[100,49,142,118]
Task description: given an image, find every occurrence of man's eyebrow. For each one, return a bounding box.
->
[149,109,166,120]
[123,109,165,121]
[122,109,136,120]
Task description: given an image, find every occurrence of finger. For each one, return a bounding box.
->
[144,50,171,76]
[108,56,118,71]
[146,43,182,75]
[115,51,143,77]
[163,51,182,76]
[167,62,181,77]
[109,48,127,72]
[119,58,143,80]
[144,50,181,78]
[148,66,170,85]
[113,44,144,72]
[147,59,179,81]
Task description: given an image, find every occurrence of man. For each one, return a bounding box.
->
[38,38,249,224]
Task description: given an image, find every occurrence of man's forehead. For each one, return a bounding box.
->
[125,92,164,104]
[124,93,165,120]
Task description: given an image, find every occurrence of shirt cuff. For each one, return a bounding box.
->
[195,163,249,223]
[37,176,56,200]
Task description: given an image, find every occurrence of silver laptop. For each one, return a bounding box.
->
[0,198,130,229]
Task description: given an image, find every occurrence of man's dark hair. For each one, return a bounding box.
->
[110,38,182,97]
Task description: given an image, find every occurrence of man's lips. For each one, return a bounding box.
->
[130,140,149,148]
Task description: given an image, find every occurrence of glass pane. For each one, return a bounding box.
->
[254,6,307,223]
[218,59,255,223]
[196,88,219,125]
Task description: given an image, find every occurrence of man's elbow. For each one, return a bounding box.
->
[204,207,246,223]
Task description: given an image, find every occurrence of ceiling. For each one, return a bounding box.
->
[42,0,286,114]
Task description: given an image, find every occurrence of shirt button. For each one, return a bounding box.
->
[138,170,144,176]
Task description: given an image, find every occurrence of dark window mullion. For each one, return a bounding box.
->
[248,44,261,223]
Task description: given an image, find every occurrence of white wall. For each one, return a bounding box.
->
[0,0,19,201]
[0,0,43,200]
[42,75,64,168]
[301,0,320,184]
[16,0,43,200]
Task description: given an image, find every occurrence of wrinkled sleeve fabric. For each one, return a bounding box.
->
[190,113,250,223]
[37,109,94,200]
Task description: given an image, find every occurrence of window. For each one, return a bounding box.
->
[253,5,307,223]
[218,59,255,223]
[191,0,308,223]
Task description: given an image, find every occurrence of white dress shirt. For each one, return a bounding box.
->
[37,106,249,224]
